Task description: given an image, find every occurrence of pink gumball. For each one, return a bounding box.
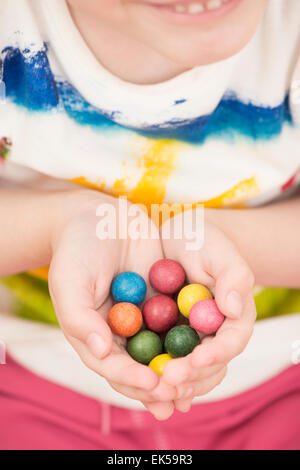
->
[149,259,185,295]
[189,299,225,335]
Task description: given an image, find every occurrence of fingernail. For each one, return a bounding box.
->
[181,406,192,414]
[87,333,107,358]
[226,291,242,318]
[179,400,193,413]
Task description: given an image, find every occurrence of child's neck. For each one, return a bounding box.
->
[68,6,190,85]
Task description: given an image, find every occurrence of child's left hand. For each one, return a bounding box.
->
[145,209,256,416]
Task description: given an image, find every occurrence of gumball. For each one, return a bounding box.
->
[127,330,163,364]
[143,295,178,333]
[112,272,146,305]
[165,325,200,358]
[189,299,225,335]
[149,259,185,295]
[149,354,172,376]
[177,284,212,318]
[108,303,143,338]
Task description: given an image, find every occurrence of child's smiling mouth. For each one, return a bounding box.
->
[146,0,243,24]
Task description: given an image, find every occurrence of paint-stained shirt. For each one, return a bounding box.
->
[1,0,300,208]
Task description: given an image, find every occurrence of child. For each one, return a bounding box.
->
[0,0,300,450]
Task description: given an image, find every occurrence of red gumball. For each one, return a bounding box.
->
[149,259,185,295]
[143,295,179,333]
[189,299,225,335]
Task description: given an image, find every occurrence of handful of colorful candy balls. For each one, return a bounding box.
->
[108,259,225,376]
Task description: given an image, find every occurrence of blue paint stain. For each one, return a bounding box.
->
[2,46,293,144]
[137,94,292,143]
[57,80,122,130]
[54,82,293,143]
[3,45,59,110]
[174,99,187,105]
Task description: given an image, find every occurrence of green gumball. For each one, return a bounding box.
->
[165,325,200,358]
[127,330,163,365]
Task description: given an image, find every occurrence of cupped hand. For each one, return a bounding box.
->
[48,191,176,419]
[160,209,256,413]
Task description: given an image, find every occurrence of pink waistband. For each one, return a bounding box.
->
[1,353,300,433]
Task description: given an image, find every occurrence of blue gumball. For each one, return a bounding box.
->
[112,272,147,305]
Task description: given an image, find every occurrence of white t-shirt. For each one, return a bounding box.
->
[1,0,300,204]
[0,0,300,408]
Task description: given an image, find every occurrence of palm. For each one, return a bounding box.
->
[49,199,165,398]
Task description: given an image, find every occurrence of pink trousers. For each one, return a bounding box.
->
[1,354,300,450]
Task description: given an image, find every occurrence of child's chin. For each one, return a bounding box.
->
[160,27,257,68]
[163,43,242,69]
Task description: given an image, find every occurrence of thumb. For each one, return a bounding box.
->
[213,256,255,320]
[49,262,113,360]
[164,219,254,320]
[203,230,255,319]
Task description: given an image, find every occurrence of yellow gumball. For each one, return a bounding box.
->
[149,354,172,376]
[177,284,212,318]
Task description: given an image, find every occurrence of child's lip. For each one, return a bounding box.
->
[148,0,202,3]
[145,0,242,25]
[146,0,206,4]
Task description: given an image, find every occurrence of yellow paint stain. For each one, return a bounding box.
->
[202,176,260,209]
[112,137,259,212]
[69,141,258,213]
[28,266,49,282]
[148,176,259,225]
[71,176,106,191]
[113,139,180,211]
[169,177,259,216]
[112,161,131,194]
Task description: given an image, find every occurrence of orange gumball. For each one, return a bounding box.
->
[108,302,143,338]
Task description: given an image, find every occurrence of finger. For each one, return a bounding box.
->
[174,397,193,413]
[68,335,159,391]
[176,384,195,400]
[176,363,226,391]
[172,362,225,398]
[163,354,225,386]
[162,356,193,385]
[191,296,255,367]
[192,365,227,396]
[213,261,255,320]
[142,401,175,421]
[109,380,177,403]
[201,230,255,319]
[174,366,227,411]
[49,256,113,359]
[150,380,177,401]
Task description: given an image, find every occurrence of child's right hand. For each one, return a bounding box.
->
[159,209,256,414]
[48,190,177,418]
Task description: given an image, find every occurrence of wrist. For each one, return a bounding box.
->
[48,187,118,254]
[204,207,254,262]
